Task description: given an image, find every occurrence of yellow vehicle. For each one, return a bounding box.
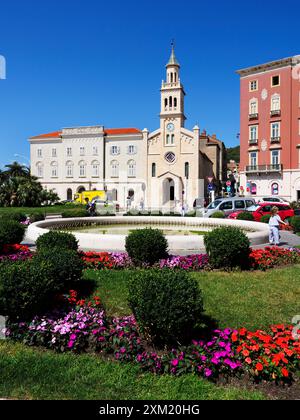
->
[74,190,107,204]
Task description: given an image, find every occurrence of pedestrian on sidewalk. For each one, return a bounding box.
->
[269,206,287,246]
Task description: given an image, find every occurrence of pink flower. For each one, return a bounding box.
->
[171,359,179,367]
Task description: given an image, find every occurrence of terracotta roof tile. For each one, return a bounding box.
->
[30,128,142,139]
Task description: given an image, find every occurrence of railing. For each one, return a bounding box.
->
[271,136,281,144]
[245,164,283,173]
[249,113,259,120]
[249,139,258,145]
[270,110,281,117]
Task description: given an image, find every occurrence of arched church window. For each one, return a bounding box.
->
[174,98,177,108]
[170,73,173,83]
[185,162,190,179]
[152,163,156,178]
[165,98,168,109]
[169,96,173,108]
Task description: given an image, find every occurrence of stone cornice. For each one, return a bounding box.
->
[237,55,300,77]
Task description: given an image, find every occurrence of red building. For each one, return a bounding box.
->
[237,55,300,202]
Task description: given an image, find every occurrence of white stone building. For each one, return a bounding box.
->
[29,46,226,210]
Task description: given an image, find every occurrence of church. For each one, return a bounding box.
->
[29,46,226,210]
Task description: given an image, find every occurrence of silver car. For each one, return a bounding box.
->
[202,198,256,218]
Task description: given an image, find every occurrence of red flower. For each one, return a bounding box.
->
[256,363,264,372]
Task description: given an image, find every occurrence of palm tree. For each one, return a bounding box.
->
[4,161,30,178]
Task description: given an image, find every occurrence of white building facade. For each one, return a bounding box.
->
[29,47,226,210]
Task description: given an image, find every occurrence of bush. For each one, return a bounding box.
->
[204,226,250,270]
[0,212,27,223]
[291,216,300,233]
[36,231,78,252]
[0,259,61,320]
[29,213,45,223]
[125,228,168,266]
[61,209,89,218]
[0,220,25,250]
[260,215,271,224]
[236,212,255,222]
[210,211,225,219]
[128,270,204,346]
[33,248,84,288]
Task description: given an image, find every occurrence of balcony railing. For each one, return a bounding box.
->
[270,109,281,117]
[271,136,281,144]
[249,113,259,121]
[245,164,283,174]
[249,138,258,145]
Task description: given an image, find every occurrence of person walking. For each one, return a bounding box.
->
[269,206,287,246]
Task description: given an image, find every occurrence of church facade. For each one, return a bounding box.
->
[29,47,226,210]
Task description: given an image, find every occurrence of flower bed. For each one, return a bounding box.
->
[249,247,300,271]
[0,244,32,263]
[4,291,299,384]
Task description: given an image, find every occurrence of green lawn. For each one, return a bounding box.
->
[0,205,82,216]
[2,266,299,400]
[0,342,265,400]
[87,266,300,331]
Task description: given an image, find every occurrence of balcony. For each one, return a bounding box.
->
[271,136,281,144]
[249,138,258,146]
[245,164,283,174]
[270,109,281,117]
[249,113,259,121]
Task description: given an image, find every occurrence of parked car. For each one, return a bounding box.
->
[257,197,290,205]
[202,198,256,218]
[228,203,295,222]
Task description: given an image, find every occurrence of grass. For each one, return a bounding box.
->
[0,341,265,400]
[87,266,300,331]
[0,205,83,216]
[2,265,299,400]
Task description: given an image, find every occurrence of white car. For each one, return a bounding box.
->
[257,197,290,205]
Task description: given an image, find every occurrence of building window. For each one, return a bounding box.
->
[249,99,258,115]
[271,94,280,111]
[66,162,73,178]
[80,147,85,156]
[272,75,280,87]
[37,149,42,158]
[174,98,178,109]
[111,161,119,178]
[128,145,136,155]
[169,96,173,108]
[92,161,100,177]
[112,189,118,201]
[249,125,258,142]
[250,152,258,167]
[93,146,98,156]
[79,161,86,177]
[271,150,280,166]
[185,162,190,179]
[67,147,72,157]
[271,122,280,139]
[37,163,43,178]
[51,162,58,178]
[165,152,176,164]
[152,163,156,178]
[128,160,136,178]
[165,98,168,109]
[67,188,73,201]
[271,183,279,196]
[111,146,120,156]
[52,148,57,158]
[249,80,258,92]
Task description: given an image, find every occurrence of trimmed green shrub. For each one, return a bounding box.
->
[236,212,255,221]
[0,220,25,249]
[0,212,27,223]
[291,216,300,233]
[260,215,271,224]
[125,228,168,266]
[61,209,89,218]
[0,259,61,320]
[204,226,250,270]
[33,248,84,287]
[210,211,225,219]
[36,231,78,252]
[29,213,45,223]
[128,269,204,346]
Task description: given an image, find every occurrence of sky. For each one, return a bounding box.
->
[1,0,300,167]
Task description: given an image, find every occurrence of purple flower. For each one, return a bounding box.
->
[204,368,213,378]
[171,359,179,367]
